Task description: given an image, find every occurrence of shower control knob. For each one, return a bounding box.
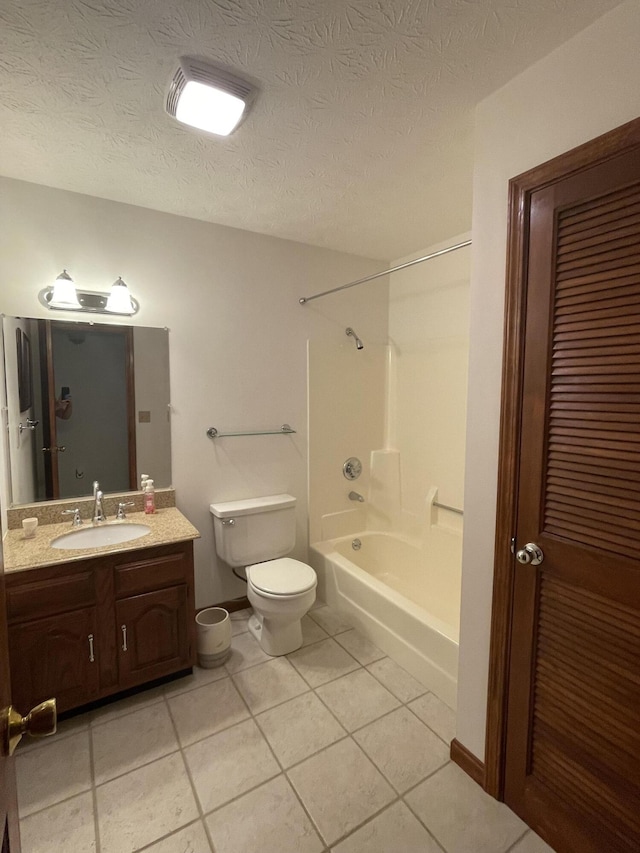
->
[343,457,362,481]
[516,543,544,566]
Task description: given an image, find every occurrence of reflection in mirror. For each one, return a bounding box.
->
[3,317,171,506]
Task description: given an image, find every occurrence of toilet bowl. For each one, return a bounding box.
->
[246,558,317,655]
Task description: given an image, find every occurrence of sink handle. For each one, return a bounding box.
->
[62,508,82,527]
[116,502,135,520]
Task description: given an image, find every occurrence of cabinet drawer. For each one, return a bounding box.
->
[7,571,95,623]
[114,550,188,598]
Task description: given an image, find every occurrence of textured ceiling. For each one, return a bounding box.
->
[0,0,623,259]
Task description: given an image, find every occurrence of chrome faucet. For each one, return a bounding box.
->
[93,482,106,523]
[349,491,365,502]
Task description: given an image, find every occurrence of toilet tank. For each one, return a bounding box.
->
[210,494,296,567]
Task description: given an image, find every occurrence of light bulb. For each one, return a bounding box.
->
[49,270,80,309]
[105,277,135,314]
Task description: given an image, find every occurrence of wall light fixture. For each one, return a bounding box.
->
[39,272,139,316]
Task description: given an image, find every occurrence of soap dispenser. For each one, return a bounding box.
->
[144,479,155,514]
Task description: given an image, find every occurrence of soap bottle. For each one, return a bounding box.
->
[140,473,149,491]
[144,479,155,514]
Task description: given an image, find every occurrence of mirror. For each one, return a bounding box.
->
[3,316,171,506]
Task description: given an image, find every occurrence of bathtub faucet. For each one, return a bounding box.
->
[348,491,365,502]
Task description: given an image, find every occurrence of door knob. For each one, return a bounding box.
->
[1,698,57,756]
[42,446,66,453]
[516,543,544,566]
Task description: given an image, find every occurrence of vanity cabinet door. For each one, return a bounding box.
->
[8,607,99,714]
[116,586,191,688]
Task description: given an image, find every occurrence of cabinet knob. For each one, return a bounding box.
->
[88,633,95,663]
[2,698,57,756]
[121,624,128,652]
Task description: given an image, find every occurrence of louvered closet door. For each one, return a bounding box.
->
[504,149,640,852]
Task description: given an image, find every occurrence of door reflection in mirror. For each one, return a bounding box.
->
[3,317,171,505]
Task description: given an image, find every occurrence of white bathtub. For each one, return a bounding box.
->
[310,528,461,709]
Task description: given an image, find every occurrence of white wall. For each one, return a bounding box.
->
[133,326,171,489]
[388,236,470,521]
[458,0,640,760]
[0,177,387,606]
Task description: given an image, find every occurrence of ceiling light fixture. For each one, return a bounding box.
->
[166,58,256,137]
[39,273,139,316]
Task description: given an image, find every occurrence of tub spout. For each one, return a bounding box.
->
[349,491,365,502]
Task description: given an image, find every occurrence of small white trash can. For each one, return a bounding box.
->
[196,607,232,668]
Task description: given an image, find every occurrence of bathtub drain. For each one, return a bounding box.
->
[352,539,362,550]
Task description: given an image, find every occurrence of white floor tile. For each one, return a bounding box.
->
[224,631,271,672]
[334,629,385,665]
[288,638,360,687]
[92,701,179,785]
[300,614,330,646]
[206,775,323,853]
[90,685,165,726]
[230,608,252,636]
[16,730,92,818]
[163,662,228,698]
[366,657,427,703]
[96,752,198,853]
[288,738,395,846]
[316,669,399,731]
[307,606,352,636]
[408,692,456,744]
[142,820,213,852]
[256,691,346,768]
[331,801,441,853]
[353,707,449,793]
[405,762,526,853]
[19,791,96,853]
[167,676,249,746]
[232,657,309,714]
[184,719,280,814]
[510,830,558,852]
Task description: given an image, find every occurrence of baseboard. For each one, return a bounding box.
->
[197,597,250,614]
[450,738,486,788]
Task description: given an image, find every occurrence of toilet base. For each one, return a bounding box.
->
[248,613,303,656]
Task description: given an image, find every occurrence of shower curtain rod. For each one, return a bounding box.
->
[298,239,472,305]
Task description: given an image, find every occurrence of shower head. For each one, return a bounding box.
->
[345,327,364,350]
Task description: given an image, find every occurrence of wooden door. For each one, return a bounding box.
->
[116,586,190,688]
[8,608,99,714]
[491,121,640,852]
[0,545,21,852]
[37,320,59,499]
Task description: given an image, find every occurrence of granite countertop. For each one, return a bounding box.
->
[3,507,200,574]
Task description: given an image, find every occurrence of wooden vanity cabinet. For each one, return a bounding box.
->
[5,541,196,714]
[113,548,193,688]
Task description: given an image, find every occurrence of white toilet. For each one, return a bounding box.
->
[210,494,317,656]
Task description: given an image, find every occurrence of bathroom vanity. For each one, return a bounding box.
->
[3,506,199,715]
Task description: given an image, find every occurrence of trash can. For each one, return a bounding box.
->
[196,607,232,668]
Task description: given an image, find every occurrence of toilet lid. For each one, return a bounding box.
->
[248,558,316,596]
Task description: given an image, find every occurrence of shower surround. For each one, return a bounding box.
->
[307,236,470,708]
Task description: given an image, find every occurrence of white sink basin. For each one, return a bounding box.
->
[51,523,151,550]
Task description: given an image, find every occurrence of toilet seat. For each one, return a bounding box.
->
[248,558,316,596]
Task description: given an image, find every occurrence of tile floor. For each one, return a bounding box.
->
[16,604,556,853]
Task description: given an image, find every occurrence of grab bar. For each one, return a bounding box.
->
[207,424,295,438]
[433,500,463,516]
